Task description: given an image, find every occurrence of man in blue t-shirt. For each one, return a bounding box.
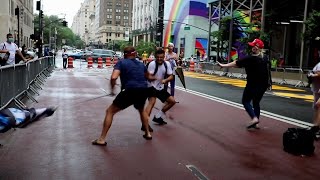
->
[92,46,156,146]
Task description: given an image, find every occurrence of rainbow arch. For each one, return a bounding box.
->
[163,0,208,47]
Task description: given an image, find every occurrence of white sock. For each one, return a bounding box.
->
[155,110,164,118]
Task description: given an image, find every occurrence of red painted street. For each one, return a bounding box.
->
[1,68,320,179]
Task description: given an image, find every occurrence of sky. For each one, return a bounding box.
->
[34,0,84,27]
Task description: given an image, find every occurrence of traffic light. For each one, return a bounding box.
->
[15,7,19,16]
[30,34,35,40]
[36,1,41,11]
[62,20,68,27]
[156,19,164,31]
[40,10,44,19]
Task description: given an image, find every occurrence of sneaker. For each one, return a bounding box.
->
[141,124,154,132]
[152,116,167,125]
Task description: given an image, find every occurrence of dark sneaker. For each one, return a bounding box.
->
[152,116,167,125]
[141,125,154,132]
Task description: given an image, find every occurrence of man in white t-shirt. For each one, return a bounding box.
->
[142,48,177,131]
[0,33,27,65]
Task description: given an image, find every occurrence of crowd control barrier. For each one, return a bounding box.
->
[188,62,309,87]
[0,57,53,109]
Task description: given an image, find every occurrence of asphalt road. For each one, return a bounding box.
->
[53,54,313,123]
[175,75,313,123]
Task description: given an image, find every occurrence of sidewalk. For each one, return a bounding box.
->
[196,67,309,88]
[0,67,319,179]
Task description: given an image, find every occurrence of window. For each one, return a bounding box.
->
[116,9,121,13]
[107,20,112,24]
[116,21,121,25]
[116,16,121,20]
[116,2,121,6]
[124,16,128,20]
[123,9,129,13]
[124,3,129,7]
[107,15,112,19]
[107,8,112,12]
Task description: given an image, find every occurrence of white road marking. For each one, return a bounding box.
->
[175,86,313,128]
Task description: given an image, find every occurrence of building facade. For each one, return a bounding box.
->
[163,0,214,58]
[132,0,159,46]
[0,0,34,48]
[71,0,95,45]
[93,0,132,47]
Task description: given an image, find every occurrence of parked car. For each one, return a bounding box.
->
[82,51,93,60]
[67,51,84,59]
[91,49,114,62]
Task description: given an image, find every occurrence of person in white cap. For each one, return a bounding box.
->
[164,43,178,97]
[218,39,272,129]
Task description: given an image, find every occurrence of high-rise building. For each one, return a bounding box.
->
[94,0,133,47]
[71,0,95,45]
[132,0,158,46]
[0,0,34,48]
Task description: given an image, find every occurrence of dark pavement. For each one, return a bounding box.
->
[176,75,313,124]
[1,58,320,179]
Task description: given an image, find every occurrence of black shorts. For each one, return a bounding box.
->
[147,87,171,103]
[113,88,148,110]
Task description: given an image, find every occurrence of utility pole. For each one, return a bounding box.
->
[15,6,20,47]
[37,0,43,57]
[207,3,212,62]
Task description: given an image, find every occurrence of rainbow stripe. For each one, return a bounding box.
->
[163,0,208,47]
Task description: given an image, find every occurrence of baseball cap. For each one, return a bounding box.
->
[248,39,264,49]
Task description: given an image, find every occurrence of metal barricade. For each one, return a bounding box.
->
[275,67,287,85]
[0,57,53,109]
[284,67,306,87]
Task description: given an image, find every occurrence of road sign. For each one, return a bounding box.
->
[184,26,190,30]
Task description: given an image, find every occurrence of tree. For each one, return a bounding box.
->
[34,14,85,49]
[135,41,157,56]
[304,10,320,40]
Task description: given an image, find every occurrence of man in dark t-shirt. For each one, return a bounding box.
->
[218,39,271,129]
[92,46,156,146]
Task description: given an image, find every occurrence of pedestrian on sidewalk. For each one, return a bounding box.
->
[92,46,156,146]
[164,43,178,97]
[308,63,320,139]
[62,49,68,69]
[0,33,27,66]
[142,48,176,130]
[218,39,272,129]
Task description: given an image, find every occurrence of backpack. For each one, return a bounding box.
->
[283,128,315,156]
[146,60,168,76]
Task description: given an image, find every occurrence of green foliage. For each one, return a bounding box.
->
[34,14,85,48]
[304,10,320,40]
[135,41,157,56]
[115,40,132,51]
